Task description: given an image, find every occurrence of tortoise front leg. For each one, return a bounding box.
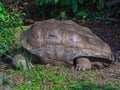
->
[74,57,91,71]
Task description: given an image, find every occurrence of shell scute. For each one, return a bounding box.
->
[20,19,114,63]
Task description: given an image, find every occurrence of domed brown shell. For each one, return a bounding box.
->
[20,19,114,65]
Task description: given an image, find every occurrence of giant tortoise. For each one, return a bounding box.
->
[18,19,114,71]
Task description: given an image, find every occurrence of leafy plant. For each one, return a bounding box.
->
[35,0,104,12]
[35,0,105,20]
[75,10,88,19]
[57,11,67,20]
[0,3,24,56]
[10,65,120,90]
[0,71,11,86]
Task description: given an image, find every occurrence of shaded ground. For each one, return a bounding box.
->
[0,1,120,89]
[0,63,120,90]
[0,22,120,89]
[84,21,120,82]
[89,25,120,56]
[84,22,120,82]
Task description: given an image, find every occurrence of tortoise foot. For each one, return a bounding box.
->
[13,54,34,70]
[75,58,91,71]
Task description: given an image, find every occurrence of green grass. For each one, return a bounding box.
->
[2,65,119,90]
[1,23,120,90]
[1,24,120,89]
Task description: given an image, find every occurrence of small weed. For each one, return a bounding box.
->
[7,65,119,90]
[2,78,10,86]
[0,2,24,56]
[0,71,11,86]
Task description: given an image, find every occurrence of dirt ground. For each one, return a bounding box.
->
[0,22,120,83]
[87,23,120,82]
[89,24,120,56]
[0,1,120,89]
[1,0,120,86]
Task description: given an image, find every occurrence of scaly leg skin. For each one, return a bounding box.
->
[13,54,34,70]
[75,57,91,71]
[92,62,104,69]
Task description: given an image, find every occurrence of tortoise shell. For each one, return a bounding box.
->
[20,19,114,65]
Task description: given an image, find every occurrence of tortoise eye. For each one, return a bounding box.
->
[48,34,58,41]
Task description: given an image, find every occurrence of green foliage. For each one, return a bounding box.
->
[57,11,67,20]
[0,71,11,86]
[0,28,15,54]
[75,10,88,19]
[0,3,24,56]
[10,65,120,90]
[35,0,105,13]
[98,0,104,9]
[90,11,112,24]
[35,0,105,20]
[2,78,11,86]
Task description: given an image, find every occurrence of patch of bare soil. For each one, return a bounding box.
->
[0,21,120,88]
[90,26,120,54]
[86,23,120,83]
[95,63,120,83]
